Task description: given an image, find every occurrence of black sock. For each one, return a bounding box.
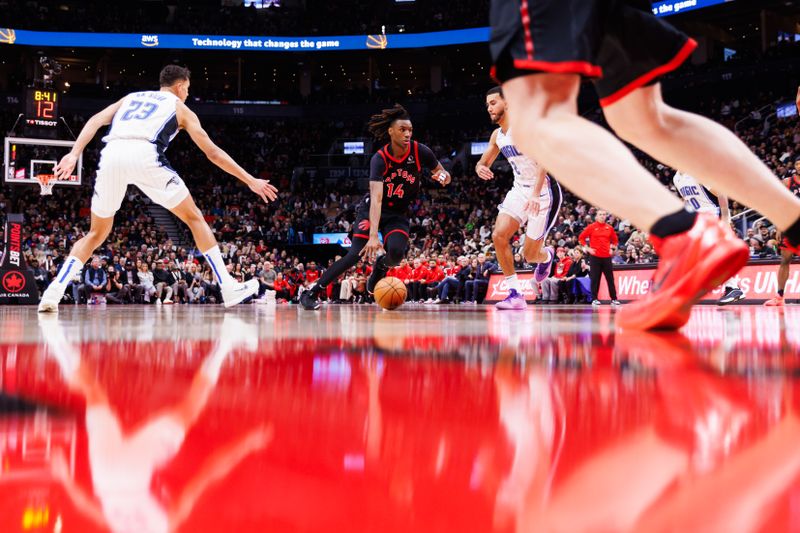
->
[783,215,800,247]
[650,208,698,239]
[778,289,785,297]
[373,255,388,276]
[310,282,325,295]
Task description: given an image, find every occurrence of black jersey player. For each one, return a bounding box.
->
[300,105,451,311]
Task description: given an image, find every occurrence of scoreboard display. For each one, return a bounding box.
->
[25,89,59,127]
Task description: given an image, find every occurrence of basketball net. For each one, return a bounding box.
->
[36,174,55,196]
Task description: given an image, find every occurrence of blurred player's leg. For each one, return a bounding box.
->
[603,84,800,236]
[503,75,685,230]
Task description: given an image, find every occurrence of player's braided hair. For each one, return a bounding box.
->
[367,104,411,141]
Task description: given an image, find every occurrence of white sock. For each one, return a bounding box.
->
[506,274,521,293]
[725,280,739,290]
[51,256,83,291]
[203,246,235,286]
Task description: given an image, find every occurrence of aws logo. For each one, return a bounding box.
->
[141,35,159,47]
[366,34,388,50]
[0,28,16,45]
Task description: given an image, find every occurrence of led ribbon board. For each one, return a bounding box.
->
[0,27,490,51]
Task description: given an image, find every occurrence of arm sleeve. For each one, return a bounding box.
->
[611,228,619,245]
[417,143,439,169]
[369,153,387,182]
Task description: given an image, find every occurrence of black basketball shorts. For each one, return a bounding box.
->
[352,208,410,243]
[490,0,697,107]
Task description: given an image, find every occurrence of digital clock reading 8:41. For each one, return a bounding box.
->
[33,90,58,119]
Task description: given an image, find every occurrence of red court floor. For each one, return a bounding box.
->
[0,304,799,533]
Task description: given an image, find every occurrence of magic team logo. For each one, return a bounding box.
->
[2,271,26,293]
[0,28,15,45]
[141,35,160,47]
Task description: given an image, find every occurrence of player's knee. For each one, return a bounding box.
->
[492,227,511,245]
[87,226,111,245]
[183,205,204,225]
[607,101,674,143]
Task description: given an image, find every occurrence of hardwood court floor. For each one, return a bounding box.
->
[0,303,798,533]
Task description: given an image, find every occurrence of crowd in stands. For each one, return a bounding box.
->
[1,0,489,36]
[1,85,797,306]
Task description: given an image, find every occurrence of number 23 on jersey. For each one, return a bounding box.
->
[120,100,159,121]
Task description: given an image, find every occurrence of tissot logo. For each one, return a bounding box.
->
[141,35,159,47]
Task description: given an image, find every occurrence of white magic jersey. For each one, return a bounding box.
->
[103,91,180,156]
[495,127,540,187]
[672,171,720,215]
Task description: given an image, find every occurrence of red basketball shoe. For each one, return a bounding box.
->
[616,214,749,330]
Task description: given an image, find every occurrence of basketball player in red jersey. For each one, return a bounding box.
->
[765,159,800,306]
[300,105,451,310]
[489,0,800,329]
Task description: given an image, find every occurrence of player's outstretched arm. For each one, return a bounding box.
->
[53,99,124,181]
[476,128,500,181]
[177,102,277,203]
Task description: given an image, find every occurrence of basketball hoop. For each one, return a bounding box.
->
[36,174,54,196]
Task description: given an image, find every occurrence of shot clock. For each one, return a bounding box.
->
[25,89,60,127]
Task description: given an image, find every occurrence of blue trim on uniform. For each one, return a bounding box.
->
[545,178,563,235]
[532,177,563,241]
[154,112,179,169]
[58,259,75,284]
[205,254,224,284]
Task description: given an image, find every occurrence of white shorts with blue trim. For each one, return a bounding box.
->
[498,178,563,240]
[91,140,190,218]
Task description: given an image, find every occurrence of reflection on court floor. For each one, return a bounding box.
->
[0,305,798,533]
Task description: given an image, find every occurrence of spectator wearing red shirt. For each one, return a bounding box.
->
[273,273,291,302]
[423,259,446,301]
[540,247,572,303]
[305,261,320,284]
[578,210,620,305]
[392,259,413,283]
[408,258,430,302]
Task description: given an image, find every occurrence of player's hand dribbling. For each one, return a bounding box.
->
[476,164,494,181]
[53,153,78,182]
[248,177,278,203]
[360,236,385,263]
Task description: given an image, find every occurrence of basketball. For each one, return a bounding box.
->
[374,277,407,310]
